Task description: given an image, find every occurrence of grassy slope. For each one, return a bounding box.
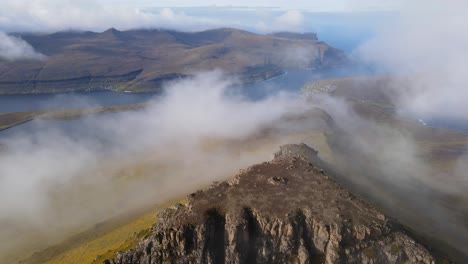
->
[22,200,184,264]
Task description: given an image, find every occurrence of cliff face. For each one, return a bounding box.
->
[105,144,440,264]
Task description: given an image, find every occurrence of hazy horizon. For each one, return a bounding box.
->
[0,1,401,52]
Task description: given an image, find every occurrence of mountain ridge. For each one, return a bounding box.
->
[0,28,347,94]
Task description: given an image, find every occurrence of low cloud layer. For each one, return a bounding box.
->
[0,32,45,61]
[0,1,229,33]
[0,1,311,34]
[355,0,468,122]
[315,1,468,256]
[311,93,468,260]
[0,71,315,259]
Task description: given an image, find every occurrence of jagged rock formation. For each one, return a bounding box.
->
[107,144,439,264]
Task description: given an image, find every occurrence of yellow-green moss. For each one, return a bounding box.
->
[391,244,400,254]
[364,247,375,259]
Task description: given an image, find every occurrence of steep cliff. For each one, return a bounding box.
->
[104,144,441,264]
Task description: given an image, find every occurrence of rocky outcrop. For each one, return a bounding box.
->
[106,144,440,264]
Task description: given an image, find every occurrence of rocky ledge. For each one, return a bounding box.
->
[106,144,442,264]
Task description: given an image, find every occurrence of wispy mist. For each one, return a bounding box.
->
[0,32,45,61]
[356,0,468,122]
[304,3,468,258]
[0,1,231,33]
[310,93,468,261]
[0,1,308,33]
[0,71,317,260]
[0,0,389,36]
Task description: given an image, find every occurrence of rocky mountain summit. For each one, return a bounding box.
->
[106,144,441,264]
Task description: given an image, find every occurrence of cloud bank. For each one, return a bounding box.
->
[0,1,230,33]
[0,71,314,259]
[0,1,313,34]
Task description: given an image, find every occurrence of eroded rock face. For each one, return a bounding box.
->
[107,144,438,264]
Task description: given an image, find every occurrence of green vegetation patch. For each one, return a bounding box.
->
[21,200,184,264]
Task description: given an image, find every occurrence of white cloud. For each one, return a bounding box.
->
[355,0,468,121]
[0,0,401,33]
[0,1,234,33]
[138,0,400,12]
[255,10,305,33]
[0,31,45,61]
[0,71,313,256]
[275,10,305,30]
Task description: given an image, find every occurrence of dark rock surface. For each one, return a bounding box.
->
[106,144,440,264]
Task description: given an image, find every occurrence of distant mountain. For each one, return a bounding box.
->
[0,28,347,94]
